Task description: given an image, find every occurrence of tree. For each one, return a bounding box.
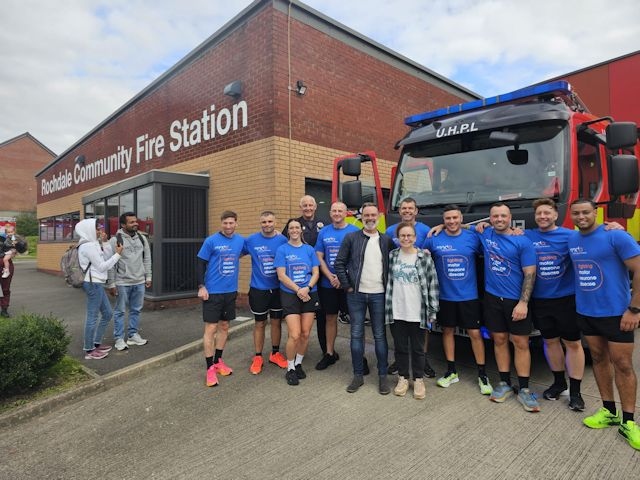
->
[15,211,38,236]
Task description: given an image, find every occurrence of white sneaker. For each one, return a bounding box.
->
[114,338,129,351]
[127,333,148,346]
[1,268,9,278]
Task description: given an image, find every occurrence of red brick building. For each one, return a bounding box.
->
[0,132,55,217]
[35,0,477,303]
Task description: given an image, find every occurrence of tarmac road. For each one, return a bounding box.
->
[1,260,639,478]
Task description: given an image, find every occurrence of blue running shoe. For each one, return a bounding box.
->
[518,388,541,412]
[489,381,513,403]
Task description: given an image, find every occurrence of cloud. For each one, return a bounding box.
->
[1,0,638,154]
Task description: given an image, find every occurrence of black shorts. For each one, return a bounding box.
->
[577,314,635,343]
[203,292,237,323]
[437,299,482,330]
[483,292,532,336]
[248,287,283,321]
[281,291,320,317]
[318,287,348,315]
[532,295,580,341]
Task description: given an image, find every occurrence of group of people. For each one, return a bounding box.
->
[75,213,152,360]
[197,194,640,452]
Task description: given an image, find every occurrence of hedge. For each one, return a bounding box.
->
[0,313,70,396]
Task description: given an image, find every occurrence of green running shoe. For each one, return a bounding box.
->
[583,407,621,429]
[618,420,640,450]
[436,372,459,388]
[478,376,493,395]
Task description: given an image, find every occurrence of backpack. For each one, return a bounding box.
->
[60,241,91,288]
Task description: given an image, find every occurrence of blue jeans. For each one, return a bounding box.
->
[82,282,113,351]
[346,291,388,375]
[113,283,145,339]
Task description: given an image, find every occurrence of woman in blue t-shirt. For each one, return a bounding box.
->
[275,218,320,386]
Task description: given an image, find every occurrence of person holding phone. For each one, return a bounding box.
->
[108,212,152,351]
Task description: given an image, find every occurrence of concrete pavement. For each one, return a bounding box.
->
[1,260,639,478]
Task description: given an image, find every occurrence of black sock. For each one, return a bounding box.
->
[94,343,100,348]
[206,356,214,369]
[272,346,279,354]
[255,352,262,357]
[477,364,486,378]
[569,377,581,397]
[603,400,617,414]
[622,411,634,423]
[214,349,223,363]
[499,372,511,385]
[518,376,529,390]
[447,361,456,374]
[552,370,566,386]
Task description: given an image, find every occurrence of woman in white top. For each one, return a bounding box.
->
[385,222,439,399]
[75,219,123,360]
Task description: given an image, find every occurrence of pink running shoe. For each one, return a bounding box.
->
[94,344,113,353]
[214,359,233,376]
[84,349,109,360]
[206,365,218,387]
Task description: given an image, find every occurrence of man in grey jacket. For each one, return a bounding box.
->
[108,212,152,351]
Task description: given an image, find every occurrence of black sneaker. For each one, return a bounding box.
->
[315,353,338,370]
[378,375,390,395]
[295,364,307,379]
[338,312,350,324]
[286,369,299,386]
[362,356,370,376]
[569,393,585,411]
[424,360,436,378]
[346,375,364,393]
[543,383,568,400]
[387,361,398,375]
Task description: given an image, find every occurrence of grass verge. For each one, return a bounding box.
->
[0,355,92,415]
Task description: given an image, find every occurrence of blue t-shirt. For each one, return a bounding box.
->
[242,232,287,290]
[568,225,640,317]
[525,227,575,299]
[424,229,481,301]
[274,242,320,294]
[386,221,430,248]
[477,227,536,300]
[197,232,245,294]
[315,223,359,288]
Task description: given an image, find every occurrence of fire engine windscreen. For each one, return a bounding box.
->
[391,121,567,211]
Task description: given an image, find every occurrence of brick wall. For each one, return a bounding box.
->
[0,135,54,213]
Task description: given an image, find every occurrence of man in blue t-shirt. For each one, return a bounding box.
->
[197,210,245,389]
[314,202,359,370]
[423,205,491,395]
[522,198,585,411]
[242,211,288,375]
[568,199,640,450]
[385,197,435,378]
[478,203,539,412]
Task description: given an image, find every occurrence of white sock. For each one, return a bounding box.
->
[287,360,295,371]
[295,354,304,366]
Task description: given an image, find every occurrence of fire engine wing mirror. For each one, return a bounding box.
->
[342,180,363,209]
[341,157,362,177]
[507,149,528,165]
[606,122,638,150]
[608,154,639,196]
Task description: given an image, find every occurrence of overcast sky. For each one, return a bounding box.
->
[1,0,638,155]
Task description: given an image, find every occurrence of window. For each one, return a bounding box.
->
[38,212,80,242]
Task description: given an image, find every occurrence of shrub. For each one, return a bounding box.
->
[25,235,38,256]
[0,313,70,396]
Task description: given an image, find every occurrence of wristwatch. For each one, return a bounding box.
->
[627,305,640,314]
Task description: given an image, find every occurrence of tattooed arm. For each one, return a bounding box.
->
[512,265,535,321]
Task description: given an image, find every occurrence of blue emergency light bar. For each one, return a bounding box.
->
[405,80,573,127]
